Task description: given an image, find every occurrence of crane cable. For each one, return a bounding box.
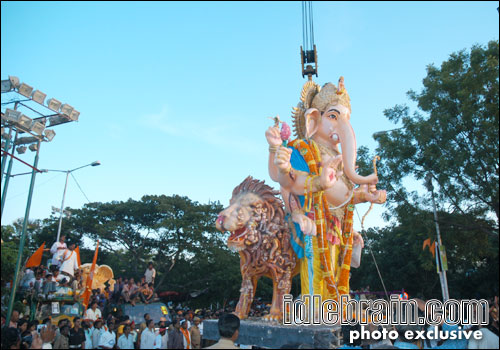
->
[302,1,315,54]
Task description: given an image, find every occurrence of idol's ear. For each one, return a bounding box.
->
[305,108,321,139]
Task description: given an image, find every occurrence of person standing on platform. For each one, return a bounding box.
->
[59,240,79,279]
[144,262,156,285]
[85,301,102,322]
[48,234,67,268]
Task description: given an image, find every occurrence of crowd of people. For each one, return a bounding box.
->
[2,235,499,349]
[1,235,247,349]
[1,307,239,349]
[14,236,160,307]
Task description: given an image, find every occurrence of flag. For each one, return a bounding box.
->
[423,238,436,258]
[429,241,436,258]
[82,240,99,311]
[75,246,81,267]
[422,238,431,250]
[26,242,45,268]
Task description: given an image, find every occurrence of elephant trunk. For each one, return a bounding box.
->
[337,119,378,185]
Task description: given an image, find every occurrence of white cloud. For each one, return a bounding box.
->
[140,106,262,156]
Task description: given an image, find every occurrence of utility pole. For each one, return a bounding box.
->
[425,173,450,301]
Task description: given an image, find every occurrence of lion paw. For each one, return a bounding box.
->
[262,314,281,322]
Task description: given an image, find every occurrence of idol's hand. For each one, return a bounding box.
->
[319,155,343,190]
[292,211,316,236]
[274,146,293,174]
[265,126,282,147]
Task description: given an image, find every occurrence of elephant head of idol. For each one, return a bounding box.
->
[215,177,285,252]
[292,77,378,185]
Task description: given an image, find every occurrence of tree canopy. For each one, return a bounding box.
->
[373,40,498,226]
[353,40,499,299]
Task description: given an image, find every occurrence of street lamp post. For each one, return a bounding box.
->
[47,161,101,242]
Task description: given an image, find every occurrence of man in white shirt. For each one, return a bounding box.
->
[59,241,79,278]
[140,319,156,349]
[154,327,166,349]
[117,324,135,349]
[97,320,116,349]
[92,319,103,349]
[85,301,102,322]
[180,319,191,349]
[158,320,169,350]
[83,320,93,350]
[144,262,156,285]
[49,235,67,268]
[20,268,36,289]
[153,328,167,349]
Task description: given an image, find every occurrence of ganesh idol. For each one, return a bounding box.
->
[266,77,387,302]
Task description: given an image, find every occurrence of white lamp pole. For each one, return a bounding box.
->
[49,160,101,242]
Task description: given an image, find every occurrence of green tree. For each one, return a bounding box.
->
[58,194,245,305]
[353,40,499,299]
[63,198,159,277]
[374,40,498,226]
[142,195,229,291]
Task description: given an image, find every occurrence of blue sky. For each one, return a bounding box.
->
[1,1,498,237]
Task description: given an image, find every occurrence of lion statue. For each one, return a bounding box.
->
[216,176,298,321]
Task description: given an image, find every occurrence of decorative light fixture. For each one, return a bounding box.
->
[15,136,39,145]
[18,83,34,98]
[3,108,22,123]
[16,146,27,154]
[44,129,56,141]
[9,76,20,89]
[30,121,46,136]
[46,98,62,112]
[48,116,67,127]
[29,143,38,152]
[17,114,33,130]
[1,80,13,92]
[60,104,74,117]
[31,90,47,105]
[68,110,80,121]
